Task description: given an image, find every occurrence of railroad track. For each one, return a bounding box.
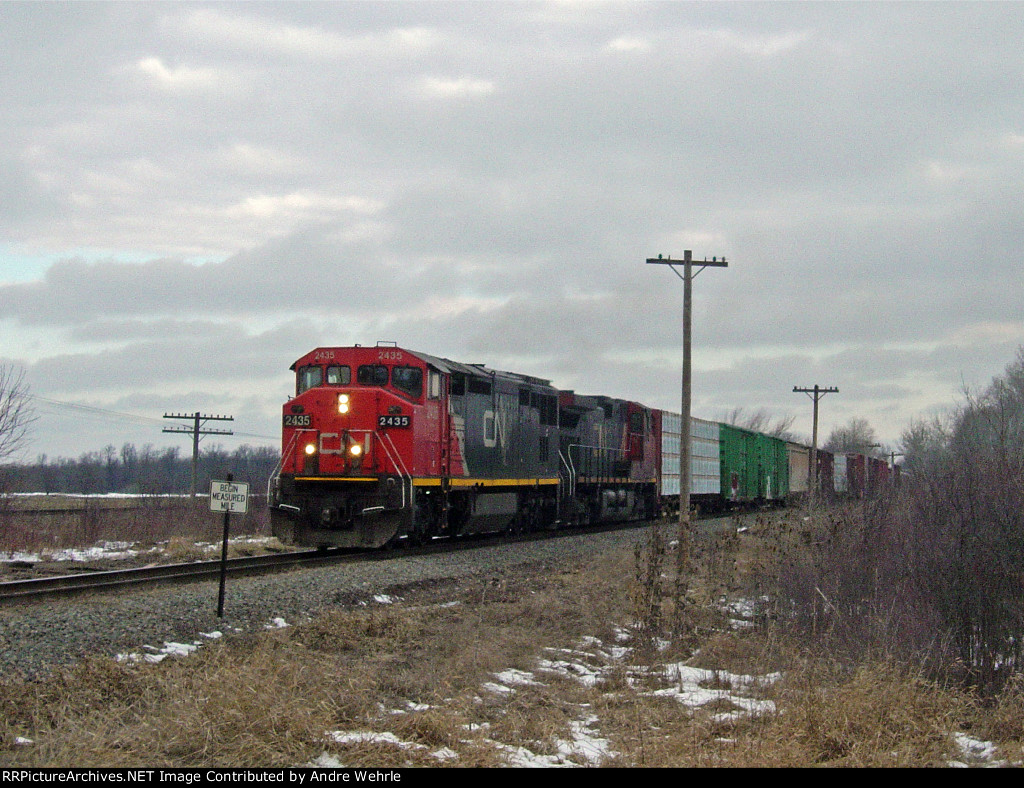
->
[0,549,354,604]
[0,526,589,604]
[0,513,740,605]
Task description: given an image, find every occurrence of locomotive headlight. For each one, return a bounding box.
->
[304,443,317,456]
[349,443,362,457]
[337,394,350,414]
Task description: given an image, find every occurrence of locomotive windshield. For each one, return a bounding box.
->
[293,357,427,398]
[355,364,424,398]
[392,366,423,398]
[296,365,322,395]
[326,365,351,385]
[357,364,388,386]
[296,364,351,394]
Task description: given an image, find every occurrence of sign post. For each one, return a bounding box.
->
[210,475,249,617]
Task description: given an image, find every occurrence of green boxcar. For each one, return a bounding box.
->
[718,423,789,504]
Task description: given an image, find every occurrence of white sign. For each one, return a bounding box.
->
[210,480,249,514]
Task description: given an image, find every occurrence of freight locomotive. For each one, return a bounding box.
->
[268,343,888,549]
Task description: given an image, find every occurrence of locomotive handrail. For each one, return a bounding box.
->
[267,430,303,501]
[378,430,411,480]
[565,443,626,483]
[379,431,411,511]
[353,428,410,510]
[379,431,411,507]
[559,450,577,500]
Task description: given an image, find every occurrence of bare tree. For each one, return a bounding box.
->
[897,350,1024,693]
[899,414,950,474]
[721,406,799,441]
[824,417,881,455]
[0,366,36,462]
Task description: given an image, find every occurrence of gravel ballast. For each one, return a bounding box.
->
[0,527,648,680]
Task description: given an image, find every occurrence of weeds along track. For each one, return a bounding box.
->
[0,516,663,605]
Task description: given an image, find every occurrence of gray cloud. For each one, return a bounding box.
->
[1,2,1023,458]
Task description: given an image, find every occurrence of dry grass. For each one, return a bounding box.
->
[1,511,1021,767]
[0,497,272,554]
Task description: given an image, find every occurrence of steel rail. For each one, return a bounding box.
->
[0,512,730,605]
[0,549,351,604]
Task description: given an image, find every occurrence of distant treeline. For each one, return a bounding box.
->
[0,443,279,495]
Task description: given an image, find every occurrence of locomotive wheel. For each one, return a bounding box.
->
[506,509,525,537]
[406,520,427,547]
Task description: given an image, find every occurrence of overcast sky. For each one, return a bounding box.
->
[2,1,1022,462]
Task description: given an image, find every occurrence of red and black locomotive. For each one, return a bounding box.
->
[269,343,659,548]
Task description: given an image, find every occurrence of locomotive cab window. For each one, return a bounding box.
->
[297,365,323,395]
[357,364,388,387]
[392,366,423,398]
[468,377,492,396]
[326,365,351,385]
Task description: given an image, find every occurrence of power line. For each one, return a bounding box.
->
[29,394,277,441]
[31,395,167,427]
[164,412,234,496]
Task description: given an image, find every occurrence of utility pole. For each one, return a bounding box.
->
[648,252,728,529]
[890,451,904,488]
[792,385,838,497]
[647,251,727,632]
[163,412,234,496]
